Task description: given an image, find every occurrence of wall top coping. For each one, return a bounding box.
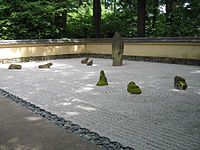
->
[0,37,200,45]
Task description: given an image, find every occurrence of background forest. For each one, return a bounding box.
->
[0,0,199,39]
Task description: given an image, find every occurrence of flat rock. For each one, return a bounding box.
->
[8,64,22,69]
[39,63,53,69]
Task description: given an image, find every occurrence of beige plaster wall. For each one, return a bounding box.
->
[85,42,200,59]
[0,44,85,59]
[0,42,200,60]
[124,43,200,59]
[85,43,111,54]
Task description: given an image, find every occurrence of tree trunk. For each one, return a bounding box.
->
[93,0,101,38]
[78,0,83,6]
[54,9,67,37]
[113,0,116,13]
[166,0,174,19]
[166,0,175,36]
[137,0,146,37]
[54,10,67,28]
[166,0,174,22]
[152,0,158,29]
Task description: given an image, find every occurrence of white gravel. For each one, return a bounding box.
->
[0,58,200,150]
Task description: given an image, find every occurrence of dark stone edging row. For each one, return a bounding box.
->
[0,54,82,64]
[123,55,200,66]
[81,54,200,66]
[1,53,199,66]
[0,37,200,45]
[0,88,134,150]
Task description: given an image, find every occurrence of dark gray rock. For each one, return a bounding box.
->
[174,76,187,90]
[8,64,22,69]
[38,63,53,68]
[81,57,89,64]
[87,60,93,66]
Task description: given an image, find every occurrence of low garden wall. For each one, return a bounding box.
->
[0,37,200,65]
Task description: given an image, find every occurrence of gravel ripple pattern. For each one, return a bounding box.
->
[0,58,200,150]
[0,89,133,150]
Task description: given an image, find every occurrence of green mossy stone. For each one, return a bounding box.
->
[96,70,108,86]
[174,76,187,90]
[127,82,139,88]
[178,80,187,90]
[96,80,108,86]
[127,81,141,94]
[178,81,186,86]
[128,87,141,94]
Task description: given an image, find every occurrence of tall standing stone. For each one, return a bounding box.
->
[112,32,124,66]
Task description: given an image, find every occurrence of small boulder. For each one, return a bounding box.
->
[8,64,22,69]
[174,76,187,90]
[87,60,93,66]
[81,57,89,64]
[96,70,108,86]
[127,81,141,94]
[39,63,53,69]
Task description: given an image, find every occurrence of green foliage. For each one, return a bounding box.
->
[0,0,199,39]
[67,2,94,38]
[101,10,137,37]
[0,0,70,39]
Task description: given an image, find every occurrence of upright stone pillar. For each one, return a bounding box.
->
[112,32,124,66]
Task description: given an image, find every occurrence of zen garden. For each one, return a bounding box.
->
[0,0,200,150]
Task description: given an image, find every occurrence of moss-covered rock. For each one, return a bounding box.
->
[127,81,141,94]
[8,64,22,69]
[174,76,187,90]
[96,70,108,86]
[81,57,89,64]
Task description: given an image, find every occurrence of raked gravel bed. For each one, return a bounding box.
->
[0,58,200,150]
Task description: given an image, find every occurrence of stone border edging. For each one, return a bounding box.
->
[123,55,200,66]
[0,37,200,45]
[1,53,199,66]
[0,88,134,150]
